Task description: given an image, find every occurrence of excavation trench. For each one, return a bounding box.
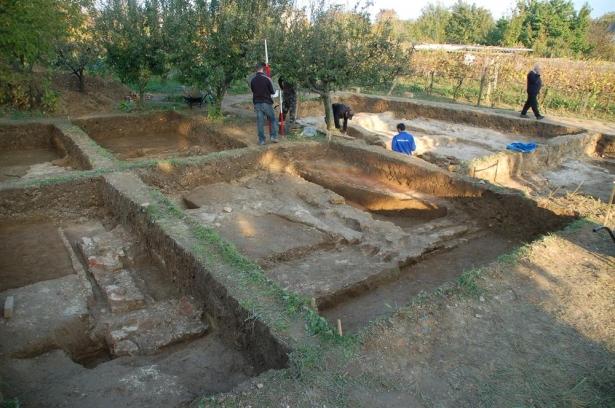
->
[138,141,573,333]
[0,177,287,407]
[300,94,611,202]
[0,122,90,182]
[74,111,247,161]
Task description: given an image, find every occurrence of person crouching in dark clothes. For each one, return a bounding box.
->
[521,63,544,120]
[331,103,354,133]
[278,78,297,125]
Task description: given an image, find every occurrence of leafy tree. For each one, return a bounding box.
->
[270,1,411,130]
[96,0,169,106]
[0,0,68,69]
[56,1,102,92]
[588,12,615,61]
[0,0,74,109]
[167,0,288,117]
[445,1,494,45]
[407,4,451,43]
[513,0,592,57]
[375,9,405,41]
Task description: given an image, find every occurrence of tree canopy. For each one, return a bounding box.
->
[269,1,411,129]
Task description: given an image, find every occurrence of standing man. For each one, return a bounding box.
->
[521,63,544,120]
[278,78,297,127]
[391,123,416,155]
[250,62,278,145]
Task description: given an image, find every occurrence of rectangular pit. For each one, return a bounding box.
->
[0,177,287,407]
[137,142,572,333]
[339,93,584,138]
[322,94,610,201]
[0,123,90,182]
[74,111,247,161]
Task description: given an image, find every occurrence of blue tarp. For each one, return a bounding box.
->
[506,142,537,153]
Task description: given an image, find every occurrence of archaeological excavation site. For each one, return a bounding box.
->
[1,94,612,407]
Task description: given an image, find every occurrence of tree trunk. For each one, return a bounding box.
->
[453,78,464,101]
[209,83,227,119]
[387,78,398,96]
[76,68,85,92]
[138,88,145,108]
[428,71,435,95]
[322,91,334,131]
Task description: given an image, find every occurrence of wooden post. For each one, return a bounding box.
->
[541,87,549,114]
[428,71,435,95]
[337,319,343,336]
[491,63,499,108]
[604,182,615,226]
[310,297,317,311]
[477,59,490,107]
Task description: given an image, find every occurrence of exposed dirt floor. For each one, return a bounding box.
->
[525,158,615,202]
[293,108,614,205]
[0,215,255,407]
[203,216,615,408]
[203,94,614,407]
[0,148,71,182]
[1,91,614,407]
[52,73,132,117]
[74,113,249,160]
[158,146,569,336]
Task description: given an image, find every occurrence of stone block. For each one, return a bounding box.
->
[104,297,207,356]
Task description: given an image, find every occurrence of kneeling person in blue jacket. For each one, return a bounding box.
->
[392,123,416,155]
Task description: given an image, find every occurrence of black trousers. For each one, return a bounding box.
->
[522,93,541,117]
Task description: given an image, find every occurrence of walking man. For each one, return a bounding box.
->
[391,123,416,155]
[250,62,278,145]
[521,63,544,120]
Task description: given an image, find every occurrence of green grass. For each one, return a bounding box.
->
[143,76,184,94]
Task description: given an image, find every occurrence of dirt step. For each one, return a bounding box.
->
[100,296,208,357]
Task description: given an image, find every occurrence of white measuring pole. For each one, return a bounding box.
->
[264,40,269,65]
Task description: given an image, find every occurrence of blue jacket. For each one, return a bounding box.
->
[392,131,416,155]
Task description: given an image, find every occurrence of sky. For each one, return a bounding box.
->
[299,0,615,19]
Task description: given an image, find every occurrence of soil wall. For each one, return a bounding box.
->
[339,94,583,138]
[466,132,601,184]
[74,111,185,140]
[0,178,104,220]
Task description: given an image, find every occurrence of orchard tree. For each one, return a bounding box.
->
[270,1,411,130]
[0,0,75,109]
[0,0,68,70]
[56,1,102,92]
[96,0,168,106]
[167,0,289,117]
